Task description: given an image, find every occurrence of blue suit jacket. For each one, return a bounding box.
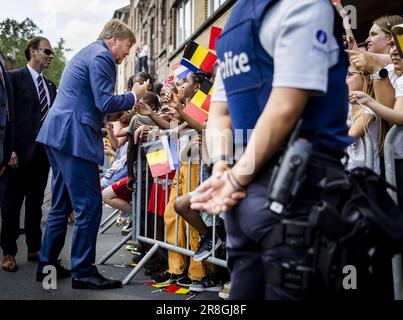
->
[36,40,135,165]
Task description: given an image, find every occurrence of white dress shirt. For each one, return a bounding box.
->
[27,64,51,105]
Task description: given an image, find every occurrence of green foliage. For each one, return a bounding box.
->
[0,18,70,87]
[44,38,71,87]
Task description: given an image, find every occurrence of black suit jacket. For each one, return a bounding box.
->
[7,66,56,164]
[0,61,14,167]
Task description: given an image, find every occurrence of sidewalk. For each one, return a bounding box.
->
[0,184,220,300]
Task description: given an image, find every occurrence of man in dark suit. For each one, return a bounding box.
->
[0,55,14,179]
[1,37,57,272]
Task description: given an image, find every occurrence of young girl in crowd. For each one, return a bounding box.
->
[346,63,382,174]
[102,91,161,231]
[350,39,403,207]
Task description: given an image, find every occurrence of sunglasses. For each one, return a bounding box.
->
[38,48,54,56]
[346,71,361,79]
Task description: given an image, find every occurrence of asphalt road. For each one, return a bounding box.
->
[0,180,220,300]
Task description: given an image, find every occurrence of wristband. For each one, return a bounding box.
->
[227,168,246,191]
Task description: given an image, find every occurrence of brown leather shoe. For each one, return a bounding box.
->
[2,255,17,272]
[27,251,40,262]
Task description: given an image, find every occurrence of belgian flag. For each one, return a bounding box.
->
[181,41,217,74]
[183,79,214,125]
[145,140,172,178]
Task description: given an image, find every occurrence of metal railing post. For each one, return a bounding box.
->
[133,145,143,244]
[362,133,374,170]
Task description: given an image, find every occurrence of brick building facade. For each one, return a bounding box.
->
[113,0,403,92]
[114,0,236,91]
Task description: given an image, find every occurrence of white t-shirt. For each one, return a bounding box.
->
[390,74,403,159]
[212,0,339,102]
[347,106,380,174]
[386,64,399,89]
[139,45,149,58]
[178,128,200,163]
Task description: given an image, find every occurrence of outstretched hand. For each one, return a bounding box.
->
[132,79,150,101]
[136,101,154,116]
[349,91,375,106]
[190,168,246,215]
[345,50,382,73]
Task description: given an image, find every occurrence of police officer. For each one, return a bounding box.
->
[190,0,353,299]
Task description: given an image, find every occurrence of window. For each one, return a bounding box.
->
[160,0,166,26]
[208,0,225,16]
[176,0,194,47]
[159,0,167,49]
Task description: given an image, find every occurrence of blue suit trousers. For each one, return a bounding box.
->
[37,146,102,279]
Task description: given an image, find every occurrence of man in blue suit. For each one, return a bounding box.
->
[35,19,149,289]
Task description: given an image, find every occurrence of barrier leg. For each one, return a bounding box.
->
[100,209,120,228]
[122,242,159,285]
[97,233,132,265]
[98,217,117,235]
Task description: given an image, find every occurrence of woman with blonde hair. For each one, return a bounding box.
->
[350,39,403,206]
[346,62,384,174]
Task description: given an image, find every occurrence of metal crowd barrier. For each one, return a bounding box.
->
[97,142,227,285]
[383,125,403,300]
[98,209,120,235]
[361,127,403,300]
[362,133,374,170]
[97,127,403,297]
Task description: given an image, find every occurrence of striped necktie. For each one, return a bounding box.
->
[37,75,49,122]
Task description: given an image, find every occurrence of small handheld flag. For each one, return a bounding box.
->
[183,79,213,125]
[172,62,191,80]
[181,41,217,74]
[160,136,180,170]
[145,140,172,178]
[209,26,223,51]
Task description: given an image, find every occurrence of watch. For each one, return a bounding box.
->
[370,68,388,80]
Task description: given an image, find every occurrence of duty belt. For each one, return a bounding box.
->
[261,220,315,250]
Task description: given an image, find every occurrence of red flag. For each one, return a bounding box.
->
[183,79,213,125]
[164,284,182,293]
[199,52,217,74]
[209,26,223,51]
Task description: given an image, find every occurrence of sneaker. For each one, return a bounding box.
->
[151,271,181,284]
[190,277,223,292]
[116,215,128,226]
[126,242,141,253]
[130,252,145,266]
[193,235,222,262]
[177,276,195,287]
[121,221,132,236]
[144,265,166,277]
[218,281,231,299]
